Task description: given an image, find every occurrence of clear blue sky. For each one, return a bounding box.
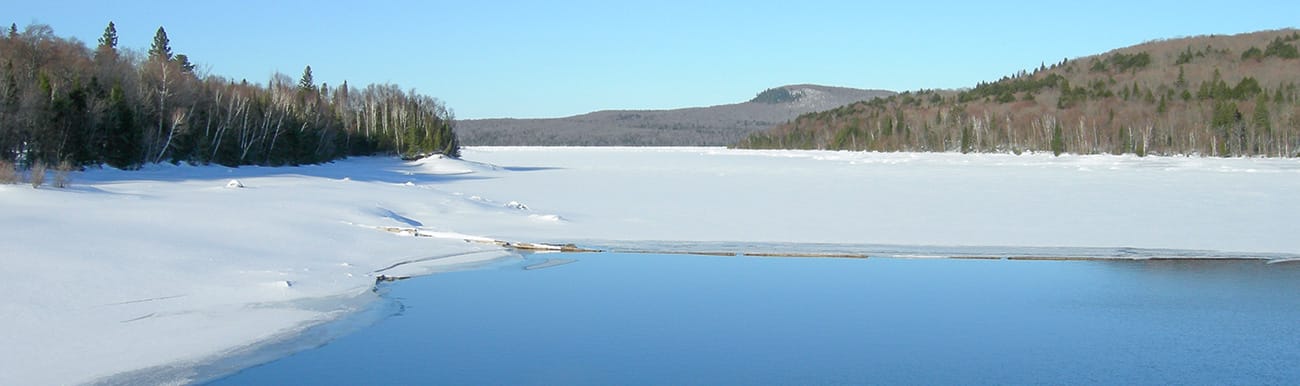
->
[9,1,1299,119]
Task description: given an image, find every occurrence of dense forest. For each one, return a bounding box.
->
[0,22,460,177]
[738,29,1300,157]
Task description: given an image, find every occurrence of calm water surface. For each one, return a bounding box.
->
[212,253,1300,385]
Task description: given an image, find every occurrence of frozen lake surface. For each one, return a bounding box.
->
[9,147,1300,384]
[213,252,1300,385]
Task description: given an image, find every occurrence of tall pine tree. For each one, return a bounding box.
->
[97,22,118,50]
[94,22,120,76]
[149,26,172,62]
[298,65,315,92]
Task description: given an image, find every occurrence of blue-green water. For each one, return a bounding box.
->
[211,253,1300,385]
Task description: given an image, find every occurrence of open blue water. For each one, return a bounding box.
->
[211,253,1300,385]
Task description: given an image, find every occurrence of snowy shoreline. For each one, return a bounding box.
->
[4,147,1299,384]
[0,155,527,385]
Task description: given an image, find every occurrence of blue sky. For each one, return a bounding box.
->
[9,1,1299,119]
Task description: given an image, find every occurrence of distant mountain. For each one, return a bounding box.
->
[739,29,1300,157]
[457,85,894,146]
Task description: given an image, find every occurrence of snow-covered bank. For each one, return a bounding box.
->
[0,157,526,385]
[2,147,1298,384]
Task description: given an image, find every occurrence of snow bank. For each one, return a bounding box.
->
[405,153,499,175]
[0,157,523,385]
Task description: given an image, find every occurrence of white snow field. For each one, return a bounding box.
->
[3,147,1299,384]
[450,147,1300,254]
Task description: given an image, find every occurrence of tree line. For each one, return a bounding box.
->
[0,22,460,173]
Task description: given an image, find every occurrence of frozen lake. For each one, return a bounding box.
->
[212,252,1300,385]
[12,147,1300,385]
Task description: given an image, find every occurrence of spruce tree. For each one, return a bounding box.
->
[95,22,119,63]
[174,54,195,73]
[1211,100,1238,156]
[97,22,117,49]
[149,26,172,62]
[1050,123,1065,156]
[298,65,315,92]
[960,125,973,153]
[1252,94,1271,134]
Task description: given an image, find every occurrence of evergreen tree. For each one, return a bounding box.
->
[443,127,461,157]
[97,22,118,49]
[298,65,315,93]
[1,60,18,161]
[1114,126,1130,155]
[1233,77,1261,99]
[1264,37,1300,59]
[1211,100,1238,156]
[959,125,973,153]
[1252,94,1271,133]
[149,26,172,62]
[93,22,119,66]
[174,54,195,73]
[1050,122,1065,156]
[1211,68,1231,100]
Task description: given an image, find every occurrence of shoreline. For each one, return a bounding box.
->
[123,237,1300,384]
[92,247,521,385]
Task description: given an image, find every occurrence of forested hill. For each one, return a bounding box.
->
[0,22,460,172]
[457,85,893,146]
[738,29,1300,157]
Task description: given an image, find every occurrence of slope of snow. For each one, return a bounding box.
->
[2,147,1298,384]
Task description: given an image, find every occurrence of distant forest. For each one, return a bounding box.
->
[738,30,1300,157]
[0,22,459,173]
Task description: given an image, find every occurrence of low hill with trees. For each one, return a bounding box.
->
[457,85,893,146]
[737,29,1300,157]
[0,22,460,175]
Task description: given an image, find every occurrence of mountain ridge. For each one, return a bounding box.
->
[457,85,893,146]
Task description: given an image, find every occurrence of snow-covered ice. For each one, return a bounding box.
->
[2,147,1299,384]
[447,147,1300,254]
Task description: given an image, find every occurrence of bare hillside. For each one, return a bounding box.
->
[458,85,893,146]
